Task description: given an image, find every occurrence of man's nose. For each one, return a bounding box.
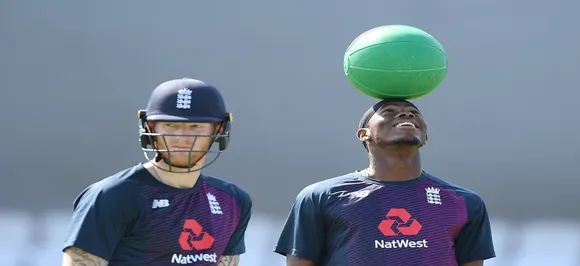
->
[395,112,415,118]
[177,126,195,135]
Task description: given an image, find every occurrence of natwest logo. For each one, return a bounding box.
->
[375,239,428,249]
[171,254,217,264]
[178,219,215,250]
[378,208,422,236]
[376,208,428,249]
[173,219,217,264]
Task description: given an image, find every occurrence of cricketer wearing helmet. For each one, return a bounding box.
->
[62,78,252,266]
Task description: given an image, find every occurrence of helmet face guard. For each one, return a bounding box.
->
[137,110,232,173]
[139,78,232,172]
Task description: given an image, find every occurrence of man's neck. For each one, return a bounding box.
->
[144,161,203,189]
[365,146,422,182]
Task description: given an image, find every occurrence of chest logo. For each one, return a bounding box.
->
[178,219,215,250]
[152,199,170,209]
[375,208,428,249]
[172,220,218,264]
[378,208,422,236]
[206,193,223,215]
[425,187,442,205]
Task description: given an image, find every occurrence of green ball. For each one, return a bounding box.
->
[344,25,448,100]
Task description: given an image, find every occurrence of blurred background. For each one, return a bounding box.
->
[1,0,579,265]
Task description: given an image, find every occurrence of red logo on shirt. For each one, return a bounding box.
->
[378,208,422,236]
[178,219,215,251]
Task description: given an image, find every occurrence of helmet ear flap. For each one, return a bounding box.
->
[216,133,229,151]
[138,110,153,148]
[215,113,233,151]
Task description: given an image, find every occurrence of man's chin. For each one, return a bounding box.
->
[386,136,421,146]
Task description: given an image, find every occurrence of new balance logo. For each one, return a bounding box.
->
[206,193,223,215]
[426,187,442,205]
[176,88,192,109]
[152,199,170,208]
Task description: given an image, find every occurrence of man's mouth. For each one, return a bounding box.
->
[394,122,418,128]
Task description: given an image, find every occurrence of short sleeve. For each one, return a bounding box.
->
[274,185,326,263]
[455,193,496,263]
[62,183,138,260]
[222,189,252,256]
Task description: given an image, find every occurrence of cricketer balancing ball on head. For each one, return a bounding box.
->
[343,24,448,100]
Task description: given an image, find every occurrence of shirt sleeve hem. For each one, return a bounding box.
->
[221,248,246,256]
[62,240,110,261]
[273,246,318,262]
[457,253,497,264]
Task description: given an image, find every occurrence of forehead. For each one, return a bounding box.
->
[369,102,423,122]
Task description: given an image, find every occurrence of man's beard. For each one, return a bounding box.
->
[159,152,204,169]
[374,135,422,147]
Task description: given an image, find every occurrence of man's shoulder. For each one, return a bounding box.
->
[296,171,363,198]
[70,164,147,213]
[202,174,251,203]
[79,164,146,199]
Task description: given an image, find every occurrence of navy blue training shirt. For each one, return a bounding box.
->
[274,171,495,266]
[63,163,252,265]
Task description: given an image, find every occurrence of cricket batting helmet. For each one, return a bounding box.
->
[138,78,232,172]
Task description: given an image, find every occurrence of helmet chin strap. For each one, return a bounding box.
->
[149,151,223,173]
[153,152,205,173]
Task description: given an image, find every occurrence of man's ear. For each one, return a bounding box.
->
[419,134,428,147]
[356,128,371,141]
